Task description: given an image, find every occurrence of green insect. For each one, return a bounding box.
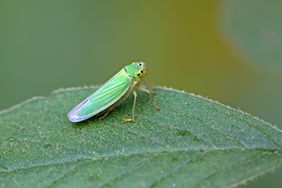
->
[67,62,158,123]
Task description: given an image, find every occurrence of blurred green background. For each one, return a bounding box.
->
[0,0,281,187]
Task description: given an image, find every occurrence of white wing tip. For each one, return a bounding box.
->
[67,111,82,122]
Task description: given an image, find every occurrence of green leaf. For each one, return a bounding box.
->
[222,0,282,70]
[0,86,281,188]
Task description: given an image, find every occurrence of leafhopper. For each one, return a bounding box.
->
[67,62,158,123]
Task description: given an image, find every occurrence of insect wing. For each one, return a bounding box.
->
[68,71,132,122]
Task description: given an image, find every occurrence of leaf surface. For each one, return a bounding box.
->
[0,87,281,188]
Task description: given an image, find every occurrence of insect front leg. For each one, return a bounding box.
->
[122,90,137,123]
[141,79,157,95]
[139,81,160,111]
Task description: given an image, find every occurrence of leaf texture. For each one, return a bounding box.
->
[0,86,281,188]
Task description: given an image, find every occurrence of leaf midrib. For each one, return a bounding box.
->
[1,148,279,174]
[3,148,279,188]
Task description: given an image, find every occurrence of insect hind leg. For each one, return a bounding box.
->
[98,106,115,120]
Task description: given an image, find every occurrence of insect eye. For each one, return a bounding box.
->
[141,70,144,73]
[139,63,142,66]
[137,73,140,76]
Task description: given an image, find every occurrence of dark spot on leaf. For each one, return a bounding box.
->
[43,143,52,148]
[176,129,191,137]
[176,129,201,142]
[172,156,179,162]
[88,175,99,182]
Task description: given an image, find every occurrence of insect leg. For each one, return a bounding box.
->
[98,108,112,120]
[131,90,137,122]
[122,90,137,123]
[142,79,157,95]
[138,86,160,111]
